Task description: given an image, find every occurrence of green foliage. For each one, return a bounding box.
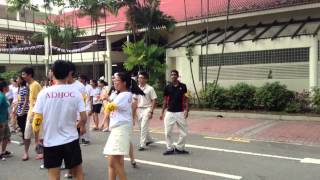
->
[312,88,320,113]
[200,83,230,109]
[255,82,294,111]
[285,90,311,113]
[123,40,166,84]
[7,0,39,13]
[228,83,256,110]
[0,71,18,81]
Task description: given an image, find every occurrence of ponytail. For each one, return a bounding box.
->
[130,78,145,95]
[116,72,145,96]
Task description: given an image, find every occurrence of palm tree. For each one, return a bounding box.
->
[7,0,39,65]
[78,0,105,79]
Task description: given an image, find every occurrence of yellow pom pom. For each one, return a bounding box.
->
[105,102,117,112]
[32,113,43,133]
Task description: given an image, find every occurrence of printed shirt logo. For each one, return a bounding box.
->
[46,92,75,98]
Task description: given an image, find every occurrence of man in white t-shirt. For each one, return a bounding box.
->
[79,75,93,144]
[33,60,87,180]
[134,72,157,151]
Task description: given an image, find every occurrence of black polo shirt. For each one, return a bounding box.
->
[164,82,187,112]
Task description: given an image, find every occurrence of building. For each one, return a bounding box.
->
[0,0,319,92]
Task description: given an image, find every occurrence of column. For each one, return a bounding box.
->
[44,37,49,76]
[106,36,112,86]
[310,38,319,90]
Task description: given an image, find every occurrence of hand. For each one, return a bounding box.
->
[184,111,189,119]
[159,113,164,121]
[148,111,153,119]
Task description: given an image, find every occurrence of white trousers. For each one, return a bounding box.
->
[137,107,153,148]
[164,112,188,151]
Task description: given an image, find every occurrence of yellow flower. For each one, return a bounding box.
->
[105,102,117,113]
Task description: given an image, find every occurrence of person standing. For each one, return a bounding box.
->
[21,66,42,160]
[0,79,11,160]
[134,72,157,151]
[160,70,189,155]
[79,75,92,144]
[32,60,87,180]
[103,72,144,180]
[90,80,102,130]
[15,76,29,150]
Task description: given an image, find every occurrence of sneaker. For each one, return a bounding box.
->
[163,149,175,155]
[146,141,154,146]
[1,151,12,158]
[82,140,90,146]
[175,149,189,154]
[0,154,5,161]
[131,160,137,168]
[138,147,146,151]
[102,128,109,132]
[64,173,73,179]
[40,164,45,169]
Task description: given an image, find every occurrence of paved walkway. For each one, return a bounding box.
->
[146,110,320,147]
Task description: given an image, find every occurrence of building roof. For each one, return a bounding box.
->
[58,0,320,33]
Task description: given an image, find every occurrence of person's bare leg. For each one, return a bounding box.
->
[70,164,84,180]
[108,156,117,180]
[129,142,135,162]
[23,139,31,160]
[1,139,8,153]
[113,155,127,180]
[48,168,61,180]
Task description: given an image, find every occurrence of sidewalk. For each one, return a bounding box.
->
[149,109,320,147]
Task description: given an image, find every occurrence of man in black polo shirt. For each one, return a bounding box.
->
[160,70,189,155]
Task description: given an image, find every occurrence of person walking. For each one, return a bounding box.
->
[90,80,102,130]
[15,76,29,151]
[103,72,144,180]
[32,60,87,180]
[134,71,157,151]
[160,70,189,155]
[21,66,42,161]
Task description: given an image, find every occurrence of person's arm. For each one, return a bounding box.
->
[183,86,189,119]
[160,87,168,121]
[78,111,87,135]
[132,98,138,126]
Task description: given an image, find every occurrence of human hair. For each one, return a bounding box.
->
[171,69,179,76]
[21,66,34,77]
[52,60,70,80]
[79,75,88,83]
[116,72,144,95]
[0,80,8,92]
[138,71,149,79]
[66,61,76,77]
[17,76,27,87]
[91,79,98,86]
[98,79,106,86]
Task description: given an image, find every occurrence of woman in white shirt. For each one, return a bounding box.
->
[103,72,144,180]
[90,80,102,130]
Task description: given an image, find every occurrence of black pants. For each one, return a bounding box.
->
[17,114,27,140]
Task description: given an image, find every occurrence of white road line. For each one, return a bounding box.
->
[10,140,20,145]
[300,158,320,164]
[124,158,242,180]
[156,141,302,161]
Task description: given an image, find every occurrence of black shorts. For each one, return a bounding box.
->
[43,139,82,169]
[92,104,102,113]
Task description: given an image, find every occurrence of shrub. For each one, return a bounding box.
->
[0,71,18,81]
[285,90,311,113]
[200,83,230,109]
[228,83,256,110]
[255,82,294,111]
[312,88,320,113]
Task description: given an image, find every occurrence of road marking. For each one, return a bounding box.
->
[300,158,320,164]
[10,140,21,145]
[204,136,250,143]
[156,141,302,161]
[124,158,242,180]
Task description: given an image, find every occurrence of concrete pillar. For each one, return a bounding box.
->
[165,50,171,82]
[106,36,112,86]
[16,12,20,21]
[310,38,319,90]
[44,37,49,76]
[127,35,130,43]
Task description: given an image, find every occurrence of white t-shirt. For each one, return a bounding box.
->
[92,87,102,105]
[33,84,86,147]
[72,80,86,95]
[134,84,157,108]
[109,92,133,129]
[85,84,93,111]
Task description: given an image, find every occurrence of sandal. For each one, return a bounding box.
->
[64,173,73,179]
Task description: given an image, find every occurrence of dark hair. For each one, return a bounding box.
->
[108,86,116,96]
[138,71,149,79]
[17,76,27,87]
[21,66,34,77]
[79,75,88,82]
[98,79,106,86]
[52,60,70,80]
[66,61,76,77]
[0,80,8,92]
[91,79,98,86]
[116,72,144,95]
[171,69,179,76]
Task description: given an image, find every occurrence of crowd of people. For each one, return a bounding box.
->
[0,60,190,180]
